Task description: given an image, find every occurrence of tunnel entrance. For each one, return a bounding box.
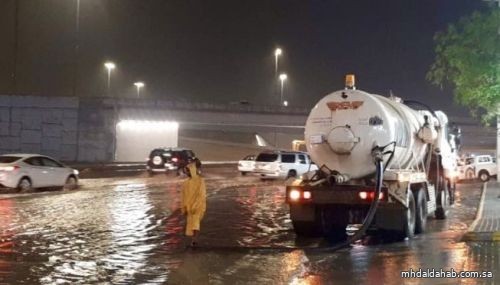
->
[115,120,179,162]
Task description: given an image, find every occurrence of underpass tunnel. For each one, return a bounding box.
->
[114,109,179,162]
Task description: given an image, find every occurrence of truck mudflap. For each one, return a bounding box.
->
[289,203,316,222]
[375,203,406,231]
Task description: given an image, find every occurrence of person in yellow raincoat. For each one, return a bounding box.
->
[181,162,206,247]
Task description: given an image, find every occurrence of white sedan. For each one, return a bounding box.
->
[238,154,256,175]
[0,154,79,192]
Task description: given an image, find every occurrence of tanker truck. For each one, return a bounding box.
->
[286,75,459,240]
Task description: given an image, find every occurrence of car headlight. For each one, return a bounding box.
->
[73,169,79,175]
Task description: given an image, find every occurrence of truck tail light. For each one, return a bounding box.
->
[359,191,368,200]
[359,191,384,200]
[288,188,312,202]
[0,166,20,172]
[303,191,312,199]
[289,189,301,201]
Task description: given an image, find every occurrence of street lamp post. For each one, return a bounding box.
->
[104,62,115,96]
[279,73,287,106]
[274,48,282,76]
[134,82,145,98]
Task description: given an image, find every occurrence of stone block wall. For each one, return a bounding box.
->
[0,96,80,161]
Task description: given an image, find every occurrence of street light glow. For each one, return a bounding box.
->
[134,81,145,98]
[104,62,116,70]
[274,48,283,75]
[279,73,288,106]
[104,62,116,96]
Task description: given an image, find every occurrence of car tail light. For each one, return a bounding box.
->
[172,157,178,162]
[0,166,20,172]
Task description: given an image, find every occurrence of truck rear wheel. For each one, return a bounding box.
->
[465,168,475,180]
[392,192,416,240]
[435,177,449,220]
[414,188,427,234]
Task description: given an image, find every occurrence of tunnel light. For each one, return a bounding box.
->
[117,120,179,130]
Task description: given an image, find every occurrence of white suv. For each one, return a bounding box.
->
[458,155,497,182]
[253,151,318,179]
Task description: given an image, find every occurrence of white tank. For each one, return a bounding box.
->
[305,89,434,179]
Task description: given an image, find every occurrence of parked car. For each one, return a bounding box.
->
[253,150,318,179]
[146,147,201,175]
[238,154,256,175]
[458,154,497,182]
[0,154,79,192]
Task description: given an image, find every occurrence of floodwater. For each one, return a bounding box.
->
[0,172,498,284]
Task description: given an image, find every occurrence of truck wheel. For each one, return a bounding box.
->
[393,192,416,240]
[435,179,449,219]
[465,168,475,180]
[447,179,456,205]
[478,170,490,182]
[414,188,427,234]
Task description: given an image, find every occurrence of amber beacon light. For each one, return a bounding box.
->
[345,74,356,89]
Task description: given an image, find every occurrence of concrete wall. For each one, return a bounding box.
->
[0,96,79,161]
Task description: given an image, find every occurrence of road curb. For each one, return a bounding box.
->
[462,232,500,242]
[461,182,500,242]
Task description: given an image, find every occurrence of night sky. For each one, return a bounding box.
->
[0,0,487,115]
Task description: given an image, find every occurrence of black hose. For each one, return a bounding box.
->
[305,158,384,252]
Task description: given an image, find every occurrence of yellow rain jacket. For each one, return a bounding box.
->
[181,163,206,236]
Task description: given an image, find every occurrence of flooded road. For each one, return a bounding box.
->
[0,169,498,284]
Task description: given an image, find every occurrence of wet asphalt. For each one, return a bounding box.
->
[0,167,498,285]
